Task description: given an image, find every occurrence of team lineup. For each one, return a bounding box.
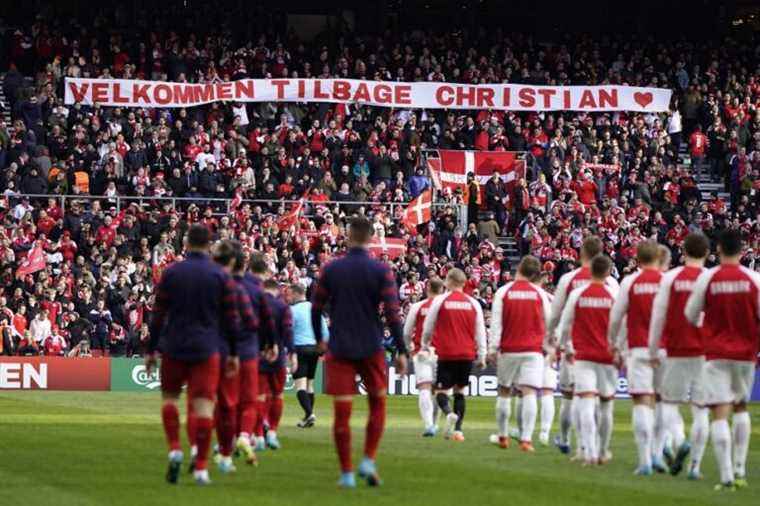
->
[147,218,758,492]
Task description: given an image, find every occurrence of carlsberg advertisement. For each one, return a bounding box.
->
[109,358,319,393]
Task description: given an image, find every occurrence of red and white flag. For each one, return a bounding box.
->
[277,199,304,231]
[427,150,525,202]
[16,243,47,279]
[368,236,407,260]
[403,189,433,232]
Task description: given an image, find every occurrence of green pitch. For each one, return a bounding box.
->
[0,392,758,506]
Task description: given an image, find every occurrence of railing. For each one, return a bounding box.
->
[6,193,469,229]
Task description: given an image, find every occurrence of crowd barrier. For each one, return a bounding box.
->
[2,357,758,401]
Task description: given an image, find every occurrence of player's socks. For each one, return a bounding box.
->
[571,396,583,457]
[436,392,452,415]
[309,392,315,411]
[495,396,511,438]
[598,400,613,458]
[710,419,734,486]
[269,397,284,433]
[539,394,555,445]
[453,393,466,432]
[632,404,654,471]
[194,416,214,472]
[215,407,236,458]
[333,399,353,473]
[689,405,708,476]
[166,450,183,484]
[559,397,572,445]
[254,399,267,438]
[187,412,197,448]
[418,389,435,430]
[731,411,750,481]
[365,395,386,460]
[652,403,668,471]
[514,396,523,434]
[297,389,313,419]
[161,403,181,452]
[520,393,537,443]
[188,445,198,474]
[578,397,597,463]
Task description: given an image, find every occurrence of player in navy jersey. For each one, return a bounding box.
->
[255,278,294,451]
[233,249,276,464]
[311,216,408,488]
[146,225,242,486]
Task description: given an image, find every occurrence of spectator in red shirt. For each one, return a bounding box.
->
[689,124,708,181]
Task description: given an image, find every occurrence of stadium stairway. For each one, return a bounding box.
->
[493,143,732,272]
[678,143,732,209]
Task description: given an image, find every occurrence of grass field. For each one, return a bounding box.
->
[0,392,758,506]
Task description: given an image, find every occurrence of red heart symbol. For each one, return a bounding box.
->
[634,92,653,108]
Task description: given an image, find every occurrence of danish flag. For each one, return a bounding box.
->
[426,149,525,204]
[368,236,407,260]
[16,242,46,279]
[403,189,433,232]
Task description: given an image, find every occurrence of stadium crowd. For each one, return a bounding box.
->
[0,12,759,357]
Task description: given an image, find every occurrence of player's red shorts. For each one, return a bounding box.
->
[238,358,259,406]
[258,367,287,397]
[160,353,220,400]
[325,350,388,396]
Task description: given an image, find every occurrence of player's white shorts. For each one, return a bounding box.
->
[574,360,618,398]
[558,356,574,393]
[413,351,437,386]
[660,356,706,405]
[702,359,756,405]
[497,352,544,389]
[542,362,558,391]
[625,347,665,396]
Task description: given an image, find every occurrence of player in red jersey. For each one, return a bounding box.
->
[146,225,242,486]
[403,277,445,437]
[547,236,618,456]
[559,255,618,466]
[608,241,665,475]
[685,229,760,491]
[649,233,710,480]
[421,268,487,442]
[489,256,552,452]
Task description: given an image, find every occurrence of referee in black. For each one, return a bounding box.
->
[289,283,327,427]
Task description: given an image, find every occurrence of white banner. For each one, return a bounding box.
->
[64,77,672,112]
